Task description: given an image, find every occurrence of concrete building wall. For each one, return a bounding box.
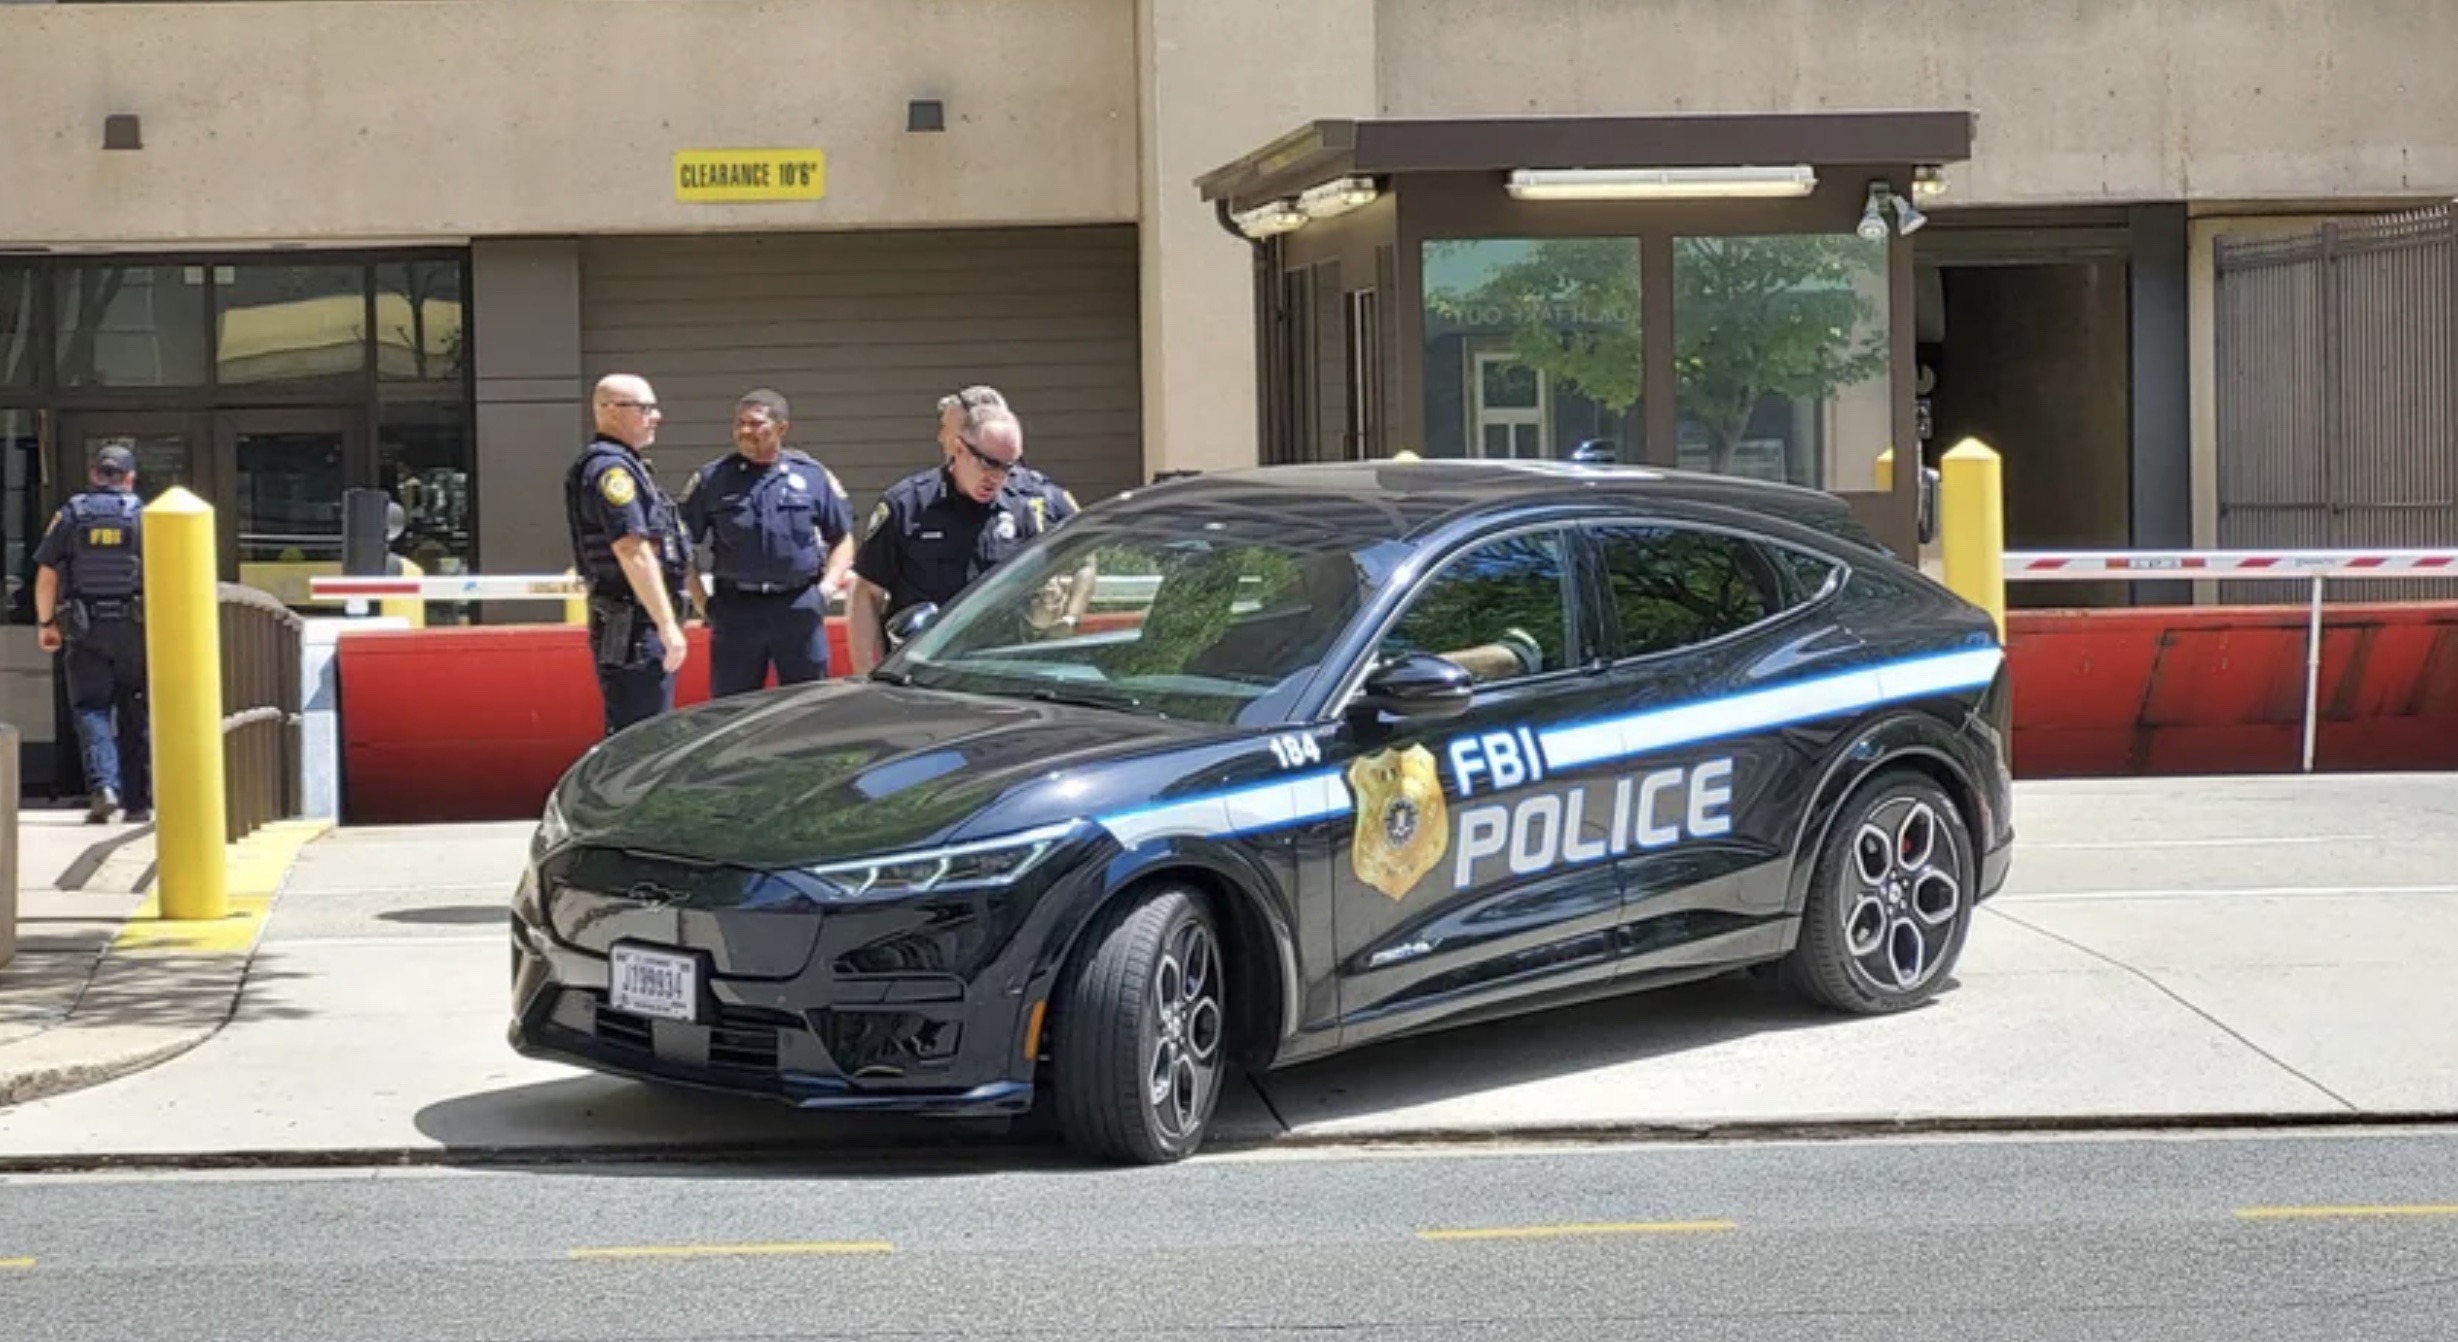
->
[1375,0,2458,208]
[0,0,1139,244]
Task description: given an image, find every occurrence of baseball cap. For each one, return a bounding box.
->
[93,445,136,477]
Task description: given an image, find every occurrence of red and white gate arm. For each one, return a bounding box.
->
[308,574,586,601]
[2004,548,2458,581]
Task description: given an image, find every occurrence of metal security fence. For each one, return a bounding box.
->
[2214,202,2458,605]
[218,583,304,843]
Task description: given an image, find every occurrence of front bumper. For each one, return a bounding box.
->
[505,843,1067,1117]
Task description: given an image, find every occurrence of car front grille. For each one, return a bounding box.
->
[588,995,800,1075]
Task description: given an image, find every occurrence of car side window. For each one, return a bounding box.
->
[1594,524,1804,659]
[1381,529,1573,685]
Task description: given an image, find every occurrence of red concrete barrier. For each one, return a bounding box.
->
[2006,600,2458,777]
[333,602,2458,824]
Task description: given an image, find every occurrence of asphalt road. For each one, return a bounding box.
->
[4,1128,2455,1341]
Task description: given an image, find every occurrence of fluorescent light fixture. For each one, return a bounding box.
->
[1231,199,1307,238]
[1505,165,1818,201]
[1296,175,1378,220]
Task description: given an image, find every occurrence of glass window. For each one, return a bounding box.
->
[1594,525,1798,659]
[889,511,1382,727]
[216,262,368,388]
[379,400,474,577]
[1672,234,1890,491]
[376,259,465,384]
[234,425,347,568]
[1,267,36,389]
[55,265,211,388]
[1420,239,1643,463]
[1383,529,1573,684]
[2,410,41,625]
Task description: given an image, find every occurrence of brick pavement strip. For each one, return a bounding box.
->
[0,818,333,1107]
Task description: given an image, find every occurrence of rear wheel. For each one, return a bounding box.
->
[1049,885,1226,1164]
[1781,769,1974,1014]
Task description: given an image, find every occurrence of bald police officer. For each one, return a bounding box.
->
[33,445,152,824]
[566,372,690,735]
[846,395,1087,674]
[681,388,856,697]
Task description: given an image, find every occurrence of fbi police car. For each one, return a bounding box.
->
[509,460,2013,1165]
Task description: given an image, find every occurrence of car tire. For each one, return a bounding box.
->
[1780,767,1975,1015]
[1049,884,1228,1165]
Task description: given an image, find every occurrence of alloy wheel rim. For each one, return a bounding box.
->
[1841,797,1962,993]
[1148,918,1222,1140]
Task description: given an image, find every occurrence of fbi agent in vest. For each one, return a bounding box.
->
[32,445,152,824]
[565,373,691,736]
[679,388,856,697]
[846,400,1088,675]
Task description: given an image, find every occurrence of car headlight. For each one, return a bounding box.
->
[534,790,571,856]
[805,820,1082,901]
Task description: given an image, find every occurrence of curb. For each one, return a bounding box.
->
[1,1109,2454,1176]
[0,818,334,1109]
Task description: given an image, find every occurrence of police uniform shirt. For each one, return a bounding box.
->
[853,464,1078,615]
[567,434,685,597]
[33,488,143,601]
[679,449,856,591]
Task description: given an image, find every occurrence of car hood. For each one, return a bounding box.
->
[552,678,1209,867]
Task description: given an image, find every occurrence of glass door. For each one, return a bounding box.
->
[57,410,209,506]
[219,408,362,606]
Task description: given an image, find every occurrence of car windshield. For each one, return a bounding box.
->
[885,509,1407,726]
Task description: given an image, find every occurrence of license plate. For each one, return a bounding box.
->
[609,943,698,1022]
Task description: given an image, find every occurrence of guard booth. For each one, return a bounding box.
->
[1193,111,1974,558]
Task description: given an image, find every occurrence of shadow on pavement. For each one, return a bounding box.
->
[376,905,506,927]
[1250,967,1962,1126]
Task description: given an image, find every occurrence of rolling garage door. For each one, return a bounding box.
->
[578,226,1144,519]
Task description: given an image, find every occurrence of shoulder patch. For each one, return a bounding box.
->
[867,500,890,536]
[826,468,848,499]
[601,467,638,508]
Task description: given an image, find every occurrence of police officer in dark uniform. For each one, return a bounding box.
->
[847,397,1089,674]
[680,388,856,697]
[565,373,690,735]
[33,445,152,824]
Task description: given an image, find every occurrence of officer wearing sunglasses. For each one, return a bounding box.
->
[846,387,1088,674]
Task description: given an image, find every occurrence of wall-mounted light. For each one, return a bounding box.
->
[906,99,945,133]
[1296,175,1378,220]
[1505,164,1817,201]
[1912,165,1947,200]
[1231,199,1306,239]
[103,114,142,151]
[1859,181,1926,240]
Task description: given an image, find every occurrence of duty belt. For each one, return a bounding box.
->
[716,577,814,596]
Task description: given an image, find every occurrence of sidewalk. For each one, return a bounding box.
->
[0,808,331,1106]
[2,774,2455,1165]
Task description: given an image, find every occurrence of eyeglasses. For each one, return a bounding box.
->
[956,436,1019,476]
[612,399,661,414]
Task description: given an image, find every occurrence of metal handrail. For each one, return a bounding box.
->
[216,582,305,843]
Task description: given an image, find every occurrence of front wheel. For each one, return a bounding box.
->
[1781,768,1975,1014]
[1049,885,1227,1165]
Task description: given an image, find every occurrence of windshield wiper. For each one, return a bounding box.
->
[1029,686,1142,713]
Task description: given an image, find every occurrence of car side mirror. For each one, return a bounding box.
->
[884,602,939,648]
[1352,653,1475,722]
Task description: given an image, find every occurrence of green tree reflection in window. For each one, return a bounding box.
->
[1384,531,1571,680]
[1596,525,1792,659]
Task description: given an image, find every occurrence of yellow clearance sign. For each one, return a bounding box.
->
[673,150,827,203]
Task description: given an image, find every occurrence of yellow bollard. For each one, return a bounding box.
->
[381,557,426,629]
[564,567,586,626]
[1939,437,2006,641]
[142,488,229,922]
[1874,444,1894,493]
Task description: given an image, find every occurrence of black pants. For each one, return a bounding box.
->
[707,582,830,697]
[588,599,675,737]
[64,615,151,809]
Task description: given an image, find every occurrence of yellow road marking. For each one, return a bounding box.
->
[112,818,333,954]
[1416,1220,1737,1241]
[0,1258,33,1269]
[2236,1204,2458,1221]
[567,1241,894,1260]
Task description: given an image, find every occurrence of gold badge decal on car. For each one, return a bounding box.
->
[1347,744,1448,901]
